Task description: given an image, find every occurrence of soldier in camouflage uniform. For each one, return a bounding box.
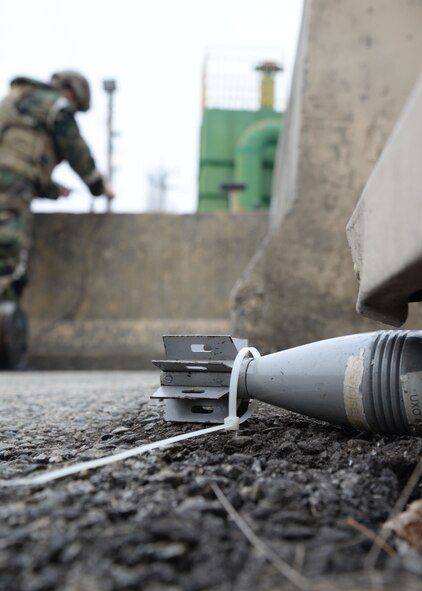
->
[0,70,114,368]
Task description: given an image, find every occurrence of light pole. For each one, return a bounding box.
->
[103,79,117,212]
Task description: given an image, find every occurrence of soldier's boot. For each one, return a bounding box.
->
[0,301,28,369]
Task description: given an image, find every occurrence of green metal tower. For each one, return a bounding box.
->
[198,51,284,211]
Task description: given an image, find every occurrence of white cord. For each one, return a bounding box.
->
[0,352,261,488]
[0,424,226,487]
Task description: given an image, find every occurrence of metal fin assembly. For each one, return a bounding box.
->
[151,335,248,423]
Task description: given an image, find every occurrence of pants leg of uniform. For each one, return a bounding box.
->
[0,181,33,302]
[0,178,33,368]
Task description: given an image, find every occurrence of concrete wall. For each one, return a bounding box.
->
[232,0,422,353]
[24,212,268,368]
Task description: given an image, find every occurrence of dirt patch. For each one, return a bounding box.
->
[1,392,422,591]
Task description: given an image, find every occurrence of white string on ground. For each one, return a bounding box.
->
[0,346,262,488]
[0,424,226,487]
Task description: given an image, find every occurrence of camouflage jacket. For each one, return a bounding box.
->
[0,77,105,199]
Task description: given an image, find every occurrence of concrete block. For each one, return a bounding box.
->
[24,212,268,368]
[232,0,422,352]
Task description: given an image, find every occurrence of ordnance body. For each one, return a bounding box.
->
[152,331,422,435]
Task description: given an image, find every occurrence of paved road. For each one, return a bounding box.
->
[0,371,160,480]
[0,371,159,440]
[0,372,421,591]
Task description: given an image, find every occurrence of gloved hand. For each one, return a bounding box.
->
[57,184,72,197]
[103,180,115,202]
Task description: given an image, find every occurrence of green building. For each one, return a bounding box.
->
[198,57,284,211]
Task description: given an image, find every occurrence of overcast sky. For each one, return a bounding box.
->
[0,0,304,213]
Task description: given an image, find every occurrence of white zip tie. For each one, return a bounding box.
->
[225,346,261,431]
[0,349,261,488]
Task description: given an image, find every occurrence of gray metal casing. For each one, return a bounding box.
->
[243,330,422,435]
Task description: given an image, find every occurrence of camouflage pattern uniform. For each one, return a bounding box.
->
[0,76,105,301]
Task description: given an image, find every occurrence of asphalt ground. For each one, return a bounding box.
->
[0,371,422,591]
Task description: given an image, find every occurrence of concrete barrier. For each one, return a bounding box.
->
[232,0,422,353]
[24,212,268,368]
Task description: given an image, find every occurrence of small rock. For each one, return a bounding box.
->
[140,414,160,424]
[297,441,324,454]
[277,441,297,454]
[177,496,221,514]
[143,542,187,560]
[33,454,49,464]
[61,542,82,563]
[150,468,182,484]
[228,435,252,447]
[111,426,130,435]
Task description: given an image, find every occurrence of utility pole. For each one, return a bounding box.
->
[147,167,178,211]
[103,79,117,212]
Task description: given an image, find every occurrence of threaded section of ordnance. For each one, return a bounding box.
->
[367,331,408,434]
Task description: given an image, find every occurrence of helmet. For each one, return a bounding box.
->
[50,70,91,112]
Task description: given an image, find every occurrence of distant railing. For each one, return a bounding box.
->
[202,46,284,111]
